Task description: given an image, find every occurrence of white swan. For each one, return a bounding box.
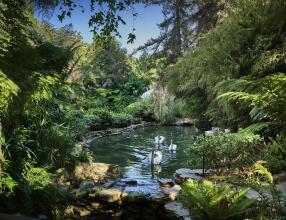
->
[147,150,162,164]
[153,151,162,164]
[154,136,166,145]
[169,139,177,151]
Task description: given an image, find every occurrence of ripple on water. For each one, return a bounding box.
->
[90,126,197,179]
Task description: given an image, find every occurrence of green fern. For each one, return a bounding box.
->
[181,179,254,220]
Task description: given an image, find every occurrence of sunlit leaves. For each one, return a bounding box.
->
[0,70,20,116]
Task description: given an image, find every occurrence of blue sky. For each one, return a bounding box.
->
[36,3,163,53]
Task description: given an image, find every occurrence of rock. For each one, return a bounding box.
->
[64,205,74,217]
[120,178,138,186]
[79,180,96,191]
[102,180,117,188]
[245,189,262,200]
[74,180,101,198]
[37,214,48,219]
[73,162,121,182]
[164,202,192,220]
[274,172,286,183]
[163,185,181,200]
[158,178,175,187]
[90,202,101,209]
[174,118,193,126]
[73,206,91,217]
[243,188,272,201]
[79,209,91,217]
[276,181,286,199]
[174,168,205,184]
[120,178,167,203]
[98,188,123,203]
[205,130,215,136]
[211,127,222,135]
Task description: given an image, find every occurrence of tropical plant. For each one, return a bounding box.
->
[263,134,286,174]
[189,130,264,172]
[181,179,254,220]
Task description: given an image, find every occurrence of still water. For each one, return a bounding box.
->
[90,126,197,178]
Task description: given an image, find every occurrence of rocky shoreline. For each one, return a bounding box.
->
[56,162,206,220]
[56,162,286,220]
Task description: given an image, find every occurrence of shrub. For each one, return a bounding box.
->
[263,134,286,174]
[112,113,133,128]
[181,179,253,220]
[25,167,68,218]
[189,130,264,172]
[29,123,76,169]
[124,98,154,121]
[87,108,113,130]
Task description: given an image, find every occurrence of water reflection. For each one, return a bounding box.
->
[90,126,197,178]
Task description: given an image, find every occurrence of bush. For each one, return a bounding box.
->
[124,98,154,121]
[29,123,76,169]
[263,134,286,174]
[87,108,113,130]
[112,113,133,128]
[189,130,264,171]
[181,179,253,220]
[25,167,68,218]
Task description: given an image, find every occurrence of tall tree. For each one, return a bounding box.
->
[135,0,224,63]
[136,0,195,63]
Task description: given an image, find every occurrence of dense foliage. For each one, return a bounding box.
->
[1,0,286,219]
[164,1,286,219]
[190,129,264,172]
[167,0,286,132]
[181,179,253,220]
[0,1,155,216]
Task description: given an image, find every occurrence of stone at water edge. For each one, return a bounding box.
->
[73,162,121,182]
[120,178,138,186]
[102,180,118,189]
[174,168,205,184]
[276,181,286,199]
[72,206,91,217]
[79,180,96,191]
[163,184,181,201]
[90,202,101,209]
[164,202,192,220]
[98,188,123,203]
[158,178,175,187]
[119,178,168,203]
[273,171,286,183]
[175,118,193,126]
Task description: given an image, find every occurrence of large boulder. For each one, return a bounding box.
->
[164,202,192,220]
[158,178,175,187]
[73,162,121,182]
[98,188,123,203]
[120,178,167,203]
[174,168,205,184]
[274,172,286,183]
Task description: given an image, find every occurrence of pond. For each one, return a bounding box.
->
[89,126,198,179]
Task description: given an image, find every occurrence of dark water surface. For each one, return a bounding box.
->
[90,126,197,178]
